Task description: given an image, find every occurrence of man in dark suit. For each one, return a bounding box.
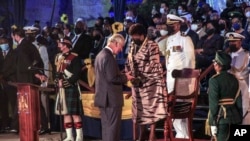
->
[71,19,93,60]
[180,17,199,47]
[0,37,17,133]
[208,51,242,141]
[94,34,133,141]
[10,28,46,133]
[71,19,93,91]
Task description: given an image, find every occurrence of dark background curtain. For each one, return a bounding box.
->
[113,0,126,22]
[12,0,26,27]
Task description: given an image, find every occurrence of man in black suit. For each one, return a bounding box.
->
[10,28,46,133]
[94,34,133,141]
[71,19,93,91]
[180,16,199,47]
[0,37,17,133]
[71,19,93,60]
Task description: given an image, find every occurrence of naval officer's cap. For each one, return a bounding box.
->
[166,14,184,25]
[225,32,245,41]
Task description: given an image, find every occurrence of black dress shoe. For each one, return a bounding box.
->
[39,129,51,135]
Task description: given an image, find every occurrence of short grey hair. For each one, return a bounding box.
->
[108,34,125,45]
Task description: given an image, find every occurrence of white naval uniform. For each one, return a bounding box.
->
[165,31,195,138]
[229,48,250,124]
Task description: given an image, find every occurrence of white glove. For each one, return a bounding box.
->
[211,126,217,136]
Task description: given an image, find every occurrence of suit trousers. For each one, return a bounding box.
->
[100,106,122,141]
[217,124,230,141]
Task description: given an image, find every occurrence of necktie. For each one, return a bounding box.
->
[72,35,78,47]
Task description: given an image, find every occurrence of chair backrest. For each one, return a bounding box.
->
[170,68,200,118]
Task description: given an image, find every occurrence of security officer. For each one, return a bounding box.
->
[208,51,243,141]
[165,14,196,138]
[226,32,250,124]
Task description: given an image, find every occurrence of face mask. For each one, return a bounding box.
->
[93,35,101,41]
[229,44,238,52]
[160,29,168,36]
[0,43,9,51]
[191,24,198,31]
[74,28,82,34]
[133,39,143,46]
[167,26,175,35]
[219,23,225,30]
[232,23,241,31]
[126,16,133,21]
[160,8,165,14]
[205,28,215,36]
[178,9,183,15]
[103,29,111,36]
[147,28,157,40]
[180,23,188,32]
[245,11,250,18]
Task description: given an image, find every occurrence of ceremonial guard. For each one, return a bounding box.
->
[54,37,83,141]
[226,32,250,124]
[165,14,195,138]
[207,51,242,141]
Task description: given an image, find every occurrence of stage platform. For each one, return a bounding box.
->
[0,132,210,141]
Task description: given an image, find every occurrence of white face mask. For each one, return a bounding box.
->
[245,11,250,18]
[191,24,198,31]
[160,29,168,36]
[160,8,165,14]
[126,16,133,21]
[0,43,9,51]
[178,9,183,15]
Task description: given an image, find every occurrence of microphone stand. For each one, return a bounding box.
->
[28,66,64,140]
[54,80,63,141]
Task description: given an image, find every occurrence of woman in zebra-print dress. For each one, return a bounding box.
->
[125,24,167,141]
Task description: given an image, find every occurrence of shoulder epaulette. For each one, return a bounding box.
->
[181,32,187,37]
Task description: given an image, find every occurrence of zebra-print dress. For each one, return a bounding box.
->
[126,39,167,125]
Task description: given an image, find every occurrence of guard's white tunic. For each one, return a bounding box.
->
[165,31,195,138]
[166,31,195,93]
[229,48,250,124]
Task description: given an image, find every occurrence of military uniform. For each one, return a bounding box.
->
[165,14,196,139]
[208,52,243,141]
[225,32,250,124]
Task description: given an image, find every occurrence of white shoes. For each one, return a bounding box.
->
[63,136,74,141]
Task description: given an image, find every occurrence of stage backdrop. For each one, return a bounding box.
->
[24,0,111,28]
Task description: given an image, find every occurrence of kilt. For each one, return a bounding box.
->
[64,86,83,115]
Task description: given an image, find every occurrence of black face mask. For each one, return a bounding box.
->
[103,29,111,36]
[74,28,82,35]
[133,39,143,46]
[155,30,161,38]
[167,26,175,35]
[219,23,225,30]
[229,44,238,52]
[93,35,101,41]
[26,35,35,42]
[147,28,157,40]
[205,28,215,36]
[180,23,188,32]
